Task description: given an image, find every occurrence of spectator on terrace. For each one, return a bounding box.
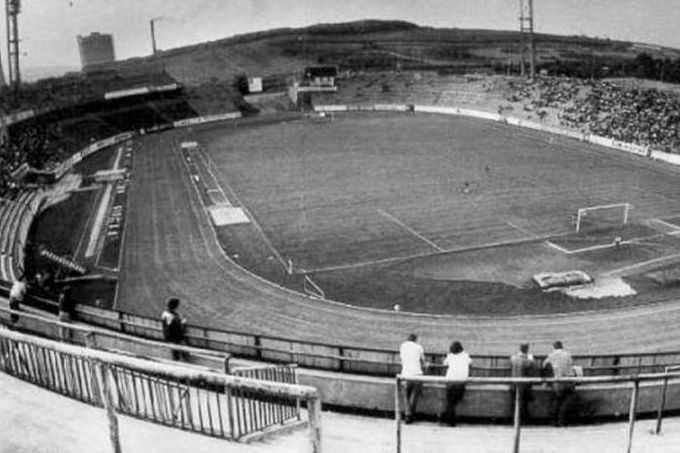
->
[161,298,187,361]
[543,341,576,427]
[8,275,27,327]
[441,340,471,426]
[399,333,427,424]
[57,286,75,341]
[510,343,536,422]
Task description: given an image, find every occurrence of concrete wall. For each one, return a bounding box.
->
[300,368,680,421]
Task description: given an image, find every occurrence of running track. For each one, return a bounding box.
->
[117,122,680,356]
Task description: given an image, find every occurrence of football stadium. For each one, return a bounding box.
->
[5,1,680,452]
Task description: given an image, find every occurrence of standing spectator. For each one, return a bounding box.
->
[399,333,426,424]
[8,275,27,327]
[510,343,536,422]
[441,341,471,426]
[57,286,74,341]
[161,298,187,361]
[543,341,575,426]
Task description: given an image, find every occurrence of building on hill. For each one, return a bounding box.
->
[77,32,116,72]
[303,65,338,88]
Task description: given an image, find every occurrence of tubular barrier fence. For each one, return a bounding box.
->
[0,324,322,452]
[3,292,680,380]
[73,303,680,378]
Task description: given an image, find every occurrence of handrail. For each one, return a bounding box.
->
[396,372,680,453]
[0,327,322,452]
[397,372,680,386]
[0,306,230,363]
[7,296,680,378]
[74,304,680,376]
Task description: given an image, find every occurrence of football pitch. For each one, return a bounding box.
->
[116,112,680,353]
[192,113,680,310]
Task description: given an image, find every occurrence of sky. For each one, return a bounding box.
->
[11,0,680,70]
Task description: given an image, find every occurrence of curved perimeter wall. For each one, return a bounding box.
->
[8,102,680,422]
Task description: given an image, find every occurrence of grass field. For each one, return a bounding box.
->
[185,112,680,314]
[114,113,680,353]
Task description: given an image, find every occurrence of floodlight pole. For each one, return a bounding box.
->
[519,0,535,78]
[6,0,21,89]
[150,19,158,55]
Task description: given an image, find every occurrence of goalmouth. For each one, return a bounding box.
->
[575,203,632,234]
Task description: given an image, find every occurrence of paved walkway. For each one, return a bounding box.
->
[2,371,679,453]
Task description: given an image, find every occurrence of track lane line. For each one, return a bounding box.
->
[194,144,290,271]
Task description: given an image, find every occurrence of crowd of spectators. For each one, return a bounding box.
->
[0,120,65,196]
[0,70,177,115]
[400,334,578,427]
[0,70,186,199]
[508,76,680,151]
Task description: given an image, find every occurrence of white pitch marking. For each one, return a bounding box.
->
[506,221,541,239]
[378,209,444,252]
[650,218,680,233]
[84,183,113,258]
[603,253,680,277]
[545,240,571,254]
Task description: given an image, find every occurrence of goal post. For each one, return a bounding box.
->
[575,203,632,233]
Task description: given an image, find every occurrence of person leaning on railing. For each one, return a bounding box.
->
[57,286,74,341]
[510,343,537,422]
[161,298,188,361]
[399,333,426,424]
[8,275,27,327]
[440,341,472,427]
[543,341,575,427]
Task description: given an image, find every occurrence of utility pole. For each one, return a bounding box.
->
[6,0,21,89]
[519,0,535,78]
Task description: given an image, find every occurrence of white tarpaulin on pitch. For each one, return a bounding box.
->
[208,206,250,226]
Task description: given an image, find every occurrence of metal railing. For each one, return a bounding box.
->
[72,303,680,377]
[395,372,680,453]
[230,364,302,435]
[5,294,680,380]
[0,326,322,452]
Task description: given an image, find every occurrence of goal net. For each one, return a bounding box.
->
[575,203,632,234]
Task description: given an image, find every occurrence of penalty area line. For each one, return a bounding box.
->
[505,221,542,240]
[378,209,444,252]
[546,232,665,255]
[650,218,680,233]
[545,241,571,254]
[602,253,680,277]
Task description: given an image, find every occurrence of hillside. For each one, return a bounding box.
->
[105,20,680,87]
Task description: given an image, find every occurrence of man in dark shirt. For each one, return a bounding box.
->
[161,298,187,360]
[58,286,75,341]
[510,343,536,422]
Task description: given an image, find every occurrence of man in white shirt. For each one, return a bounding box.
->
[399,333,426,423]
[543,341,575,426]
[442,341,472,426]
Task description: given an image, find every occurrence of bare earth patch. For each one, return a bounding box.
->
[561,276,636,299]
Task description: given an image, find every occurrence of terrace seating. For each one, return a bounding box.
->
[0,190,41,282]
